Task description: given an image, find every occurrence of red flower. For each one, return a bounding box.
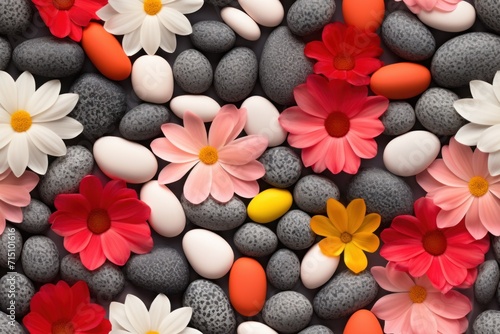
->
[23,280,111,334]
[31,0,108,41]
[304,22,383,86]
[49,175,153,270]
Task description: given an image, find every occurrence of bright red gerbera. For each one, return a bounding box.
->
[23,280,111,334]
[304,22,384,86]
[49,175,153,270]
[31,0,108,41]
[380,197,490,293]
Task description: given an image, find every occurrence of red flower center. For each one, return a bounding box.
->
[324,112,350,137]
[422,230,447,256]
[52,0,75,10]
[52,321,74,334]
[87,208,111,234]
[333,54,355,70]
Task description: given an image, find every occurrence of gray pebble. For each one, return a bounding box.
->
[473,310,500,333]
[259,147,302,188]
[277,210,315,250]
[298,325,334,334]
[293,175,340,214]
[0,273,34,318]
[0,225,22,269]
[262,291,313,333]
[492,236,500,262]
[190,21,236,54]
[415,88,466,136]
[381,101,416,136]
[260,26,313,105]
[313,270,378,319]
[181,194,246,231]
[234,222,278,257]
[476,0,500,34]
[214,47,257,102]
[38,145,94,206]
[125,247,190,295]
[0,37,11,70]
[0,310,24,333]
[21,236,59,283]
[119,103,171,141]
[174,49,213,94]
[204,0,232,6]
[287,0,335,36]
[0,0,32,35]
[69,73,127,141]
[183,279,236,334]
[19,199,51,234]
[266,249,301,290]
[474,260,500,304]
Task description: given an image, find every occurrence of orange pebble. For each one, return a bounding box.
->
[370,62,431,100]
[342,0,385,32]
[344,309,383,334]
[228,257,267,317]
[81,22,131,81]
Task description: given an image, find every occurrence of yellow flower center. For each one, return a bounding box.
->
[143,0,162,15]
[199,146,218,165]
[340,232,352,243]
[468,176,489,197]
[52,0,75,10]
[324,112,350,137]
[333,54,355,70]
[87,208,111,234]
[10,110,32,132]
[422,230,447,256]
[409,285,427,304]
[52,321,74,334]
[146,331,160,334]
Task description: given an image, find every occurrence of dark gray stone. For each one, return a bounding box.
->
[204,0,232,6]
[0,310,24,333]
[0,37,11,70]
[493,236,500,262]
[381,101,416,136]
[19,199,51,234]
[0,225,22,269]
[0,0,33,35]
[298,325,334,334]
[0,273,34,318]
[277,210,315,250]
[234,222,278,257]
[259,147,302,188]
[190,21,236,54]
[474,260,500,304]
[473,310,500,334]
[173,49,213,94]
[476,0,500,34]
[21,236,59,283]
[266,249,300,290]
[119,103,171,141]
[262,291,313,333]
[287,0,335,36]
[293,175,340,214]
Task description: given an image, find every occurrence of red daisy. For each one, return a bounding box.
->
[304,22,384,86]
[49,175,153,270]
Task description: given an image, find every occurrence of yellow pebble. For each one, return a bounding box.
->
[247,188,293,223]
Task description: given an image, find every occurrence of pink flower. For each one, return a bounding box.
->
[278,74,388,174]
[0,169,39,234]
[380,197,489,293]
[417,137,500,239]
[371,263,471,334]
[395,0,461,13]
[151,105,268,205]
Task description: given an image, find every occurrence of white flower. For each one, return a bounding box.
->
[454,70,500,176]
[97,0,203,56]
[0,71,82,177]
[110,293,202,334]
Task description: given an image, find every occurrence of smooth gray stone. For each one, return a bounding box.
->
[0,310,25,333]
[174,49,213,94]
[190,21,235,54]
[234,222,278,257]
[21,236,59,283]
[0,273,34,318]
[204,0,232,6]
[476,0,500,34]
[474,260,500,304]
[262,291,313,333]
[0,0,33,35]
[381,101,416,136]
[277,210,316,250]
[259,147,302,188]
[19,199,51,234]
[287,0,335,36]
[266,249,301,290]
[293,175,340,214]
[298,325,334,334]
[119,103,171,141]
[0,225,22,269]
[473,310,500,334]
[0,37,11,70]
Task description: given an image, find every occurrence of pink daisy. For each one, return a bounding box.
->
[395,0,461,14]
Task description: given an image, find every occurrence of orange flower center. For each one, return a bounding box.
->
[52,0,75,10]
[324,112,350,137]
[409,285,427,303]
[87,208,111,234]
[333,54,355,70]
[144,0,162,15]
[146,331,160,334]
[340,232,352,243]
[199,146,218,165]
[10,110,32,132]
[468,176,489,197]
[52,321,74,334]
[422,230,447,256]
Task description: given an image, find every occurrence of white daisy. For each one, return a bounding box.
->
[454,70,500,176]
[97,0,203,56]
[110,294,202,334]
[0,71,82,177]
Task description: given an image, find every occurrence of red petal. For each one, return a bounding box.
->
[72,304,106,331]
[64,230,93,253]
[51,216,88,237]
[111,222,153,254]
[79,175,103,209]
[68,4,93,26]
[107,198,150,221]
[53,193,91,218]
[100,230,131,266]
[23,312,52,333]
[304,41,332,62]
[79,235,106,270]
[49,10,71,38]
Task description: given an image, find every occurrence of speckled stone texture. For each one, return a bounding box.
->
[204,0,232,6]
[174,49,213,94]
[234,223,278,257]
[431,32,500,88]
[125,248,189,295]
[19,199,51,234]
[382,11,435,61]
[119,103,171,141]
[260,26,313,106]
[183,279,236,334]
[181,194,246,231]
[0,310,24,333]
[0,225,22,269]
[415,88,466,136]
[21,236,59,283]
[262,291,313,333]
[69,73,127,141]
[473,310,500,333]
[277,210,315,250]
[493,236,500,262]
[381,101,416,136]
[0,0,32,35]
[298,325,334,334]
[266,249,300,290]
[313,270,378,319]
[214,47,257,102]
[287,0,335,36]
[293,175,340,214]
[474,260,500,305]
[476,0,500,34]
[190,21,235,54]
[259,147,302,188]
[0,273,34,318]
[38,145,94,206]
[0,37,11,70]
[347,167,413,225]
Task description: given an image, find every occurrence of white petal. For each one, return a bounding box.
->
[493,70,500,103]
[455,123,489,146]
[31,93,79,122]
[489,151,500,176]
[158,23,177,53]
[477,123,500,153]
[159,307,193,333]
[0,147,9,174]
[141,15,161,55]
[109,301,136,332]
[157,9,192,35]
[27,142,48,175]
[109,0,143,13]
[0,71,17,113]
[470,80,499,103]
[124,294,151,333]
[97,4,119,21]
[453,98,500,125]
[122,28,143,56]
[0,124,13,149]
[15,71,35,110]
[178,328,203,334]
[26,80,61,116]
[149,294,171,330]
[27,125,67,156]
[165,0,203,14]
[0,108,9,122]
[104,12,146,35]
[7,133,29,177]
[37,118,83,139]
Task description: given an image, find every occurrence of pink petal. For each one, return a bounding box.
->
[209,105,245,149]
[436,200,471,229]
[183,163,212,204]
[416,170,444,193]
[324,138,345,174]
[371,293,413,320]
[182,111,208,148]
[100,229,132,266]
[349,118,385,139]
[220,160,265,181]
[371,266,414,292]
[301,140,331,173]
[426,290,471,319]
[488,182,500,198]
[355,96,389,118]
[158,161,199,184]
[435,0,460,11]
[231,177,260,198]
[444,245,485,270]
[407,252,433,277]
[151,137,199,163]
[381,308,413,334]
[425,160,468,187]
[425,257,447,291]
[346,135,377,159]
[292,81,330,118]
[441,140,474,181]
[79,175,103,209]
[410,303,437,334]
[464,199,488,239]
[63,230,92,253]
[438,256,468,287]
[472,146,490,177]
[79,235,106,270]
[209,164,234,203]
[435,315,469,334]
[306,75,347,117]
[0,201,22,223]
[279,106,325,134]
[160,123,200,154]
[478,194,500,235]
[286,128,329,149]
[379,240,425,262]
[218,136,268,165]
[430,187,472,211]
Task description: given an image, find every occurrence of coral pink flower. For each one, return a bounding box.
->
[0,169,38,234]
[417,137,500,239]
[380,197,489,293]
[49,175,153,270]
[304,22,383,86]
[151,105,268,205]
[278,74,388,174]
[371,263,471,334]
[395,0,461,13]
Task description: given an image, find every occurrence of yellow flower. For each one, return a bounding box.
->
[310,198,381,274]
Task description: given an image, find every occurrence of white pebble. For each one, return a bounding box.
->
[169,95,221,122]
[417,1,475,33]
[238,321,278,334]
[300,242,340,289]
[238,0,284,27]
[131,55,174,103]
[221,7,261,41]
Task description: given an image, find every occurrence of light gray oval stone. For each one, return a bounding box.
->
[38,145,94,206]
[298,325,334,334]
[119,103,171,141]
[234,222,278,257]
[0,0,33,35]
[476,0,500,34]
[69,73,127,141]
[262,291,313,333]
[474,260,500,304]
[259,147,302,188]
[0,37,11,70]
[0,310,24,333]
[19,199,51,234]
[287,0,335,36]
[260,26,313,105]
[181,194,246,231]
[277,210,315,250]
[266,249,301,290]
[183,279,236,334]
[174,49,213,94]
[313,270,378,319]
[124,247,189,295]
[0,273,34,318]
[381,101,416,136]
[293,175,340,214]
[431,32,500,88]
[0,225,22,269]
[473,310,500,333]
[190,21,236,54]
[21,236,59,283]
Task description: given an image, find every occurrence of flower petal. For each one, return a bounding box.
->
[0,71,17,112]
[157,8,192,35]
[16,71,35,109]
[469,79,498,102]
[104,12,144,35]
[26,79,61,116]
[165,0,203,13]
[455,122,489,146]
[109,301,136,332]
[32,93,79,122]
[149,294,171,329]
[318,237,345,256]
[477,123,500,152]
[157,161,198,184]
[209,105,246,148]
[124,294,151,333]
[100,229,132,266]
[220,160,265,181]
[310,215,340,237]
[326,198,348,232]
[453,98,500,125]
[352,233,379,253]
[7,133,29,177]
[209,163,234,203]
[122,27,142,56]
[34,117,83,139]
[183,163,212,204]
[27,124,67,156]
[159,307,193,333]
[79,234,106,270]
[371,293,412,321]
[151,137,199,164]
[346,198,366,233]
[343,242,367,273]
[141,15,161,55]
